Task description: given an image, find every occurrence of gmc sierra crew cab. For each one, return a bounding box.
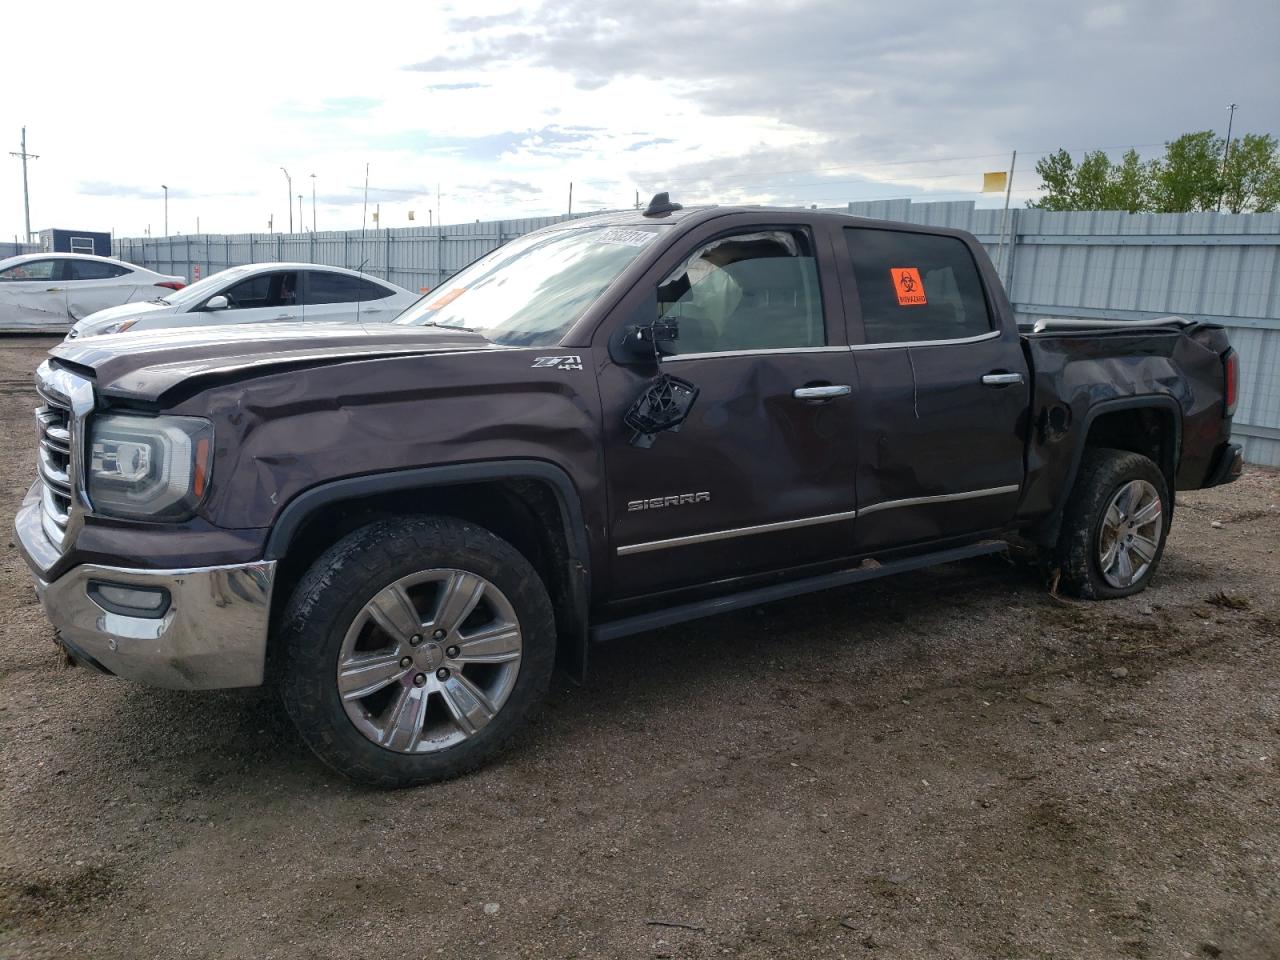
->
[16,194,1244,786]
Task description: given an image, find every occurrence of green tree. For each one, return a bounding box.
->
[1221,133,1280,213]
[1150,131,1223,212]
[1029,131,1280,212]
[1026,149,1076,211]
[1101,149,1153,213]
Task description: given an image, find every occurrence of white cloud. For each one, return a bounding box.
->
[0,0,1276,240]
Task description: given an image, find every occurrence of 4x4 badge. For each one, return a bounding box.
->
[531,355,583,371]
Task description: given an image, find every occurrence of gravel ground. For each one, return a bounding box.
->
[0,336,1277,960]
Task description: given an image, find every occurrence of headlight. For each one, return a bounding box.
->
[87,414,213,520]
[100,318,140,335]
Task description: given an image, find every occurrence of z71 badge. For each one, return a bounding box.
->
[531,355,583,371]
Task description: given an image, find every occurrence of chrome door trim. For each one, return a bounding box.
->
[858,484,1021,517]
[849,330,1000,351]
[663,345,847,362]
[617,509,859,556]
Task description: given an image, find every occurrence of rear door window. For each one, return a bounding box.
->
[303,271,390,304]
[842,228,993,344]
[67,259,130,281]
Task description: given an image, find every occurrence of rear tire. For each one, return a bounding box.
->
[280,516,556,787]
[1056,448,1170,600]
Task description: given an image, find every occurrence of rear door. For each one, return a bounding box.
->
[835,224,1029,551]
[63,258,143,319]
[594,215,860,600]
[300,271,401,322]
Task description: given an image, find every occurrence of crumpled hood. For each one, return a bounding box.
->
[71,299,172,336]
[51,321,497,403]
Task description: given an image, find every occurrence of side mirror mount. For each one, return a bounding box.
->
[204,294,229,312]
[609,289,679,364]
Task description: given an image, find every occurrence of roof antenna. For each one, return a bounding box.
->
[643,192,682,218]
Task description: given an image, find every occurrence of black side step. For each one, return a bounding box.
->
[590,540,1008,643]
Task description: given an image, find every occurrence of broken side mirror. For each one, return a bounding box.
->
[609,288,679,364]
[624,374,699,448]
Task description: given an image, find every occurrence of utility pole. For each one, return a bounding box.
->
[309,173,317,232]
[9,126,38,243]
[362,163,370,238]
[281,167,293,232]
[995,150,1017,282]
[1218,102,1239,213]
[161,184,169,237]
[436,182,441,229]
[568,181,573,216]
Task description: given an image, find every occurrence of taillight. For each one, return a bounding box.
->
[1224,348,1239,417]
[154,280,185,291]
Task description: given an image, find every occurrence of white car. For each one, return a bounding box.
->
[70,263,420,338]
[0,253,186,332]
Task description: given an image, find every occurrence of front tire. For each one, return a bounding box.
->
[1056,448,1170,600]
[280,516,556,787]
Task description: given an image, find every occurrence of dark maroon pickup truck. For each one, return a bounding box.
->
[17,195,1243,786]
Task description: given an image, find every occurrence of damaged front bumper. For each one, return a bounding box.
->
[17,484,276,690]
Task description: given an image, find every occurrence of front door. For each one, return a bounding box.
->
[0,258,66,328]
[836,224,1029,551]
[595,218,860,600]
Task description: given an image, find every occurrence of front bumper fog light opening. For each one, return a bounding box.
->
[87,581,172,619]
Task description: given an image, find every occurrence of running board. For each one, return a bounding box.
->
[590,540,1008,643]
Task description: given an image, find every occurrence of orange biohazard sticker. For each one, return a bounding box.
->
[890,267,927,306]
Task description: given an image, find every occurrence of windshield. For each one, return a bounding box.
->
[160,266,256,306]
[393,224,669,346]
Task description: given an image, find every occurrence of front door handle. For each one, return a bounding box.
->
[982,372,1024,386]
[793,384,851,400]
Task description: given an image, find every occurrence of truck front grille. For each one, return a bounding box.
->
[33,365,89,549]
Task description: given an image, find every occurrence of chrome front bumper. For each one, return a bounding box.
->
[17,484,276,690]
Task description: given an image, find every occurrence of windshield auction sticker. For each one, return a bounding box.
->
[428,287,468,309]
[891,267,927,306]
[595,228,656,247]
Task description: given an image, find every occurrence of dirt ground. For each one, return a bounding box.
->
[0,336,1276,960]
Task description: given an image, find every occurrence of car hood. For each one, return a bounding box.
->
[73,299,173,334]
[51,321,498,403]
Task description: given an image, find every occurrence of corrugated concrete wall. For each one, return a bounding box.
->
[113,203,1280,466]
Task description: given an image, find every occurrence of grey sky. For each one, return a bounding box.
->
[2,0,1277,235]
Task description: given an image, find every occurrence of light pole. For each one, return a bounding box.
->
[298,194,304,233]
[281,167,293,232]
[309,173,317,232]
[161,184,169,237]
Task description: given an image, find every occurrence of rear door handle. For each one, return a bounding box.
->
[982,372,1024,386]
[793,384,851,400]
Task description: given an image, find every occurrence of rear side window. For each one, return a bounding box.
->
[843,228,992,344]
[68,260,130,280]
[658,229,825,355]
[304,272,391,304]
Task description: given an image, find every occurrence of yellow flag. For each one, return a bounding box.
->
[408,210,416,221]
[983,171,1008,193]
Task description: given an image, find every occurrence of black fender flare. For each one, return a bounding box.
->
[264,459,592,681]
[1036,395,1183,546]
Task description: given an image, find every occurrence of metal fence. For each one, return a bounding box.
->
[113,203,1280,467]
[0,242,38,260]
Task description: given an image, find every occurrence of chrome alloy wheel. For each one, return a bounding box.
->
[1098,479,1163,589]
[336,569,523,753]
